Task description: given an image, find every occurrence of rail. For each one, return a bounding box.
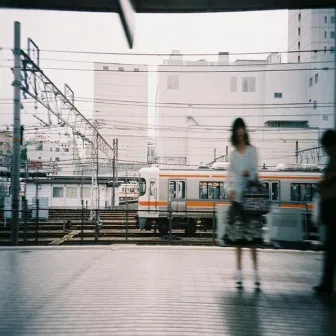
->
[0,200,323,249]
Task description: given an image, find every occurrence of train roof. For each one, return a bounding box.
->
[139,163,323,176]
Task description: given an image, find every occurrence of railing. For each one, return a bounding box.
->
[0,201,323,249]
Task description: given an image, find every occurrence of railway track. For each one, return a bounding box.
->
[0,208,216,246]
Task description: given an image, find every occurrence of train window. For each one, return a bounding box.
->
[262,182,270,199]
[150,181,155,196]
[169,180,185,199]
[178,181,186,199]
[199,182,226,199]
[138,178,146,196]
[290,183,316,202]
[271,182,279,201]
[169,180,176,199]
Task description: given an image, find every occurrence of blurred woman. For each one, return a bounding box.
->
[226,118,263,290]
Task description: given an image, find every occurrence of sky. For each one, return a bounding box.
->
[0,8,289,135]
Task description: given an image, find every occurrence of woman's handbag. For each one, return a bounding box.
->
[241,179,270,215]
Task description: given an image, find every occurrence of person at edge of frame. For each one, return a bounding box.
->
[313,129,336,297]
[219,117,263,291]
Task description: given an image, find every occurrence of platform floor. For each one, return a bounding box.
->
[0,245,335,336]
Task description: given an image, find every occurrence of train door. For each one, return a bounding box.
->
[148,178,157,213]
[168,180,186,216]
[262,181,280,202]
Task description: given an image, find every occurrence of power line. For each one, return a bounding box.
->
[1,64,334,73]
[1,56,334,67]
[0,46,331,56]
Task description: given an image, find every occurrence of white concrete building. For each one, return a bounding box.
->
[155,52,330,167]
[93,63,149,166]
[288,9,335,63]
[25,135,76,175]
[154,10,335,168]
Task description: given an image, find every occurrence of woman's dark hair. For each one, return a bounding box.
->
[321,129,336,150]
[230,117,250,147]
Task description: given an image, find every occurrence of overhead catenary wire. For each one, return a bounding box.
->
[0,64,333,73]
[0,46,332,56]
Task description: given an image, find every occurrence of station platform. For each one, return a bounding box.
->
[0,245,335,336]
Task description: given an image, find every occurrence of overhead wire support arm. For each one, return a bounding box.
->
[16,33,115,223]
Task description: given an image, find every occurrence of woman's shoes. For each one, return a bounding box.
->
[255,281,261,292]
[236,281,243,289]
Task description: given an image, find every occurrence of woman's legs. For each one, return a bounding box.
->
[250,246,261,288]
[236,246,243,288]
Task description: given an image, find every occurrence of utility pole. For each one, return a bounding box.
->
[116,138,118,195]
[334,8,336,130]
[295,141,299,164]
[214,148,216,162]
[112,139,116,209]
[11,21,21,246]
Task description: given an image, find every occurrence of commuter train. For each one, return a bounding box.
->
[137,162,322,236]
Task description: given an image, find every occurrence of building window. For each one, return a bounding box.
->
[313,100,317,109]
[56,148,60,152]
[298,42,300,50]
[230,77,237,92]
[67,187,77,198]
[53,187,63,198]
[298,55,300,63]
[331,47,335,54]
[325,16,327,24]
[64,148,69,152]
[315,73,318,83]
[50,148,52,151]
[323,115,328,121]
[242,77,256,92]
[298,27,301,36]
[167,75,179,90]
[324,31,327,39]
[134,68,139,72]
[82,187,91,198]
[332,16,335,24]
[309,77,313,87]
[298,13,301,22]
[55,157,60,161]
[331,31,335,39]
[118,67,124,71]
[274,92,283,98]
[324,46,327,53]
[103,66,108,71]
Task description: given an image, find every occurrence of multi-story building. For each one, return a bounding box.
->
[0,130,12,168]
[25,135,76,175]
[288,9,335,63]
[154,49,332,167]
[93,62,149,168]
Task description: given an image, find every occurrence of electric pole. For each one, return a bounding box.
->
[334,8,336,130]
[11,21,21,246]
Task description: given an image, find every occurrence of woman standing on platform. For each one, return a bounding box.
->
[226,118,263,291]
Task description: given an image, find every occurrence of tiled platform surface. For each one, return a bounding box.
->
[0,245,335,336]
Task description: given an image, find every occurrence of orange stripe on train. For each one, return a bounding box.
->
[139,201,314,210]
[159,174,321,181]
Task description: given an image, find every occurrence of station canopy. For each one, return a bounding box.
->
[1,0,335,48]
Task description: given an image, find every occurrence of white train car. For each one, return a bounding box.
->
[137,163,322,237]
[118,182,139,200]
